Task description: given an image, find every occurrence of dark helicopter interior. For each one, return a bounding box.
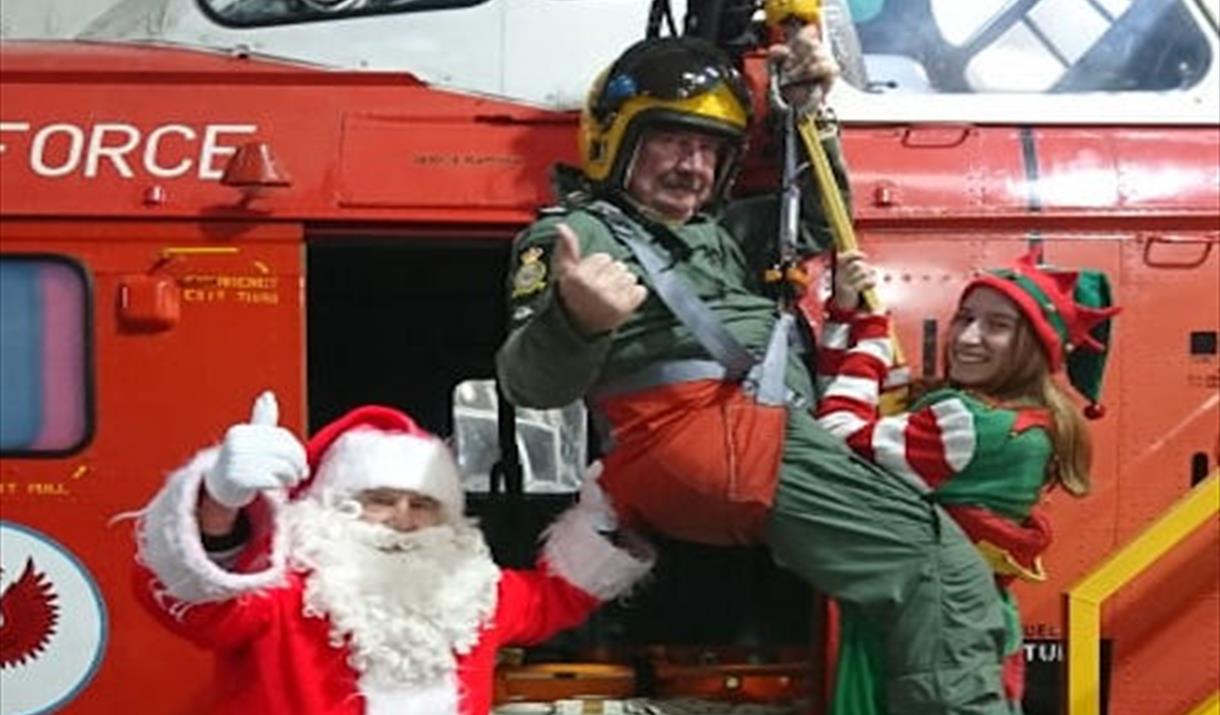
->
[305,236,815,672]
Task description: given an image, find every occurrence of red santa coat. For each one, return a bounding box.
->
[132,447,653,715]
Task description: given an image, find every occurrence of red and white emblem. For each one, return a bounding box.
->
[0,522,106,715]
[0,556,59,669]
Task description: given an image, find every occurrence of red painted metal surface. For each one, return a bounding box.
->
[0,219,304,714]
[0,42,575,225]
[1,39,1216,715]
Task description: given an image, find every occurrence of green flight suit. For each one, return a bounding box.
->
[496,175,1009,714]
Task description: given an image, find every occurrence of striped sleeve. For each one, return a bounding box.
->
[816,308,976,489]
[818,301,911,393]
[816,304,893,399]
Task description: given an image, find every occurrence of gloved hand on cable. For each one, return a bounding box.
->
[768,22,840,112]
[204,391,308,509]
[575,461,618,535]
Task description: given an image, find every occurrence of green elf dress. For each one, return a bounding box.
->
[816,253,1118,715]
[816,304,1054,714]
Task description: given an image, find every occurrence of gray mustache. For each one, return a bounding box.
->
[659,173,705,192]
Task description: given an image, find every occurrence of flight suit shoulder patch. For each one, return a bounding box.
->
[511,244,549,299]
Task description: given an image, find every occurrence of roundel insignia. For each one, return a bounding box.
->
[511,246,548,299]
[1,521,107,715]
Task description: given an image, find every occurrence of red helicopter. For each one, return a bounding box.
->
[1,0,1216,712]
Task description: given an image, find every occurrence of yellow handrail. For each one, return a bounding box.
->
[1065,471,1219,715]
[798,117,909,415]
[1184,691,1219,715]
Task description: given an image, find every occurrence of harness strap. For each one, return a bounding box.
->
[585,201,807,414]
[592,201,758,381]
[750,312,794,407]
[590,359,730,402]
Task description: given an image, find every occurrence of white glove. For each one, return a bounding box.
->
[576,461,618,534]
[204,391,308,509]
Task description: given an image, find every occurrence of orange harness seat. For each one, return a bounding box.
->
[595,379,787,546]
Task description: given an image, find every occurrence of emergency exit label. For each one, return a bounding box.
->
[0,482,70,497]
[180,274,280,305]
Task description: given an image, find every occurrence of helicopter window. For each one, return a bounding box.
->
[0,256,93,456]
[931,0,1011,46]
[197,0,490,28]
[847,0,1214,94]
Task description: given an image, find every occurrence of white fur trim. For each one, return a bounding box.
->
[541,506,654,601]
[135,446,288,605]
[360,672,458,715]
[312,429,465,520]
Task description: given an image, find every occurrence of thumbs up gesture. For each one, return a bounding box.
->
[204,391,308,508]
[553,223,647,336]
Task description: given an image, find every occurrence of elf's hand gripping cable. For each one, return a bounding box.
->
[764,0,911,411]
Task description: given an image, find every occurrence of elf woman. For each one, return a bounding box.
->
[817,250,1119,714]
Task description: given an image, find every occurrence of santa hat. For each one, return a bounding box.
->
[292,405,465,520]
[964,251,1120,419]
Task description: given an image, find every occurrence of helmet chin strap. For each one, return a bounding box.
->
[619,139,642,196]
[614,141,669,221]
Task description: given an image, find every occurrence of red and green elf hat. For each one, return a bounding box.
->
[964,251,1121,419]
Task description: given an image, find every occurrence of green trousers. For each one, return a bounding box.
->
[832,603,1025,715]
[767,409,1009,715]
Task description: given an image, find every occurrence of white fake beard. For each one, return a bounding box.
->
[281,496,500,689]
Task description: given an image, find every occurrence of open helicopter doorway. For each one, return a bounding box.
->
[305,232,818,696]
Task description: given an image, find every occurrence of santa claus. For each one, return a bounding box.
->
[132,392,651,715]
